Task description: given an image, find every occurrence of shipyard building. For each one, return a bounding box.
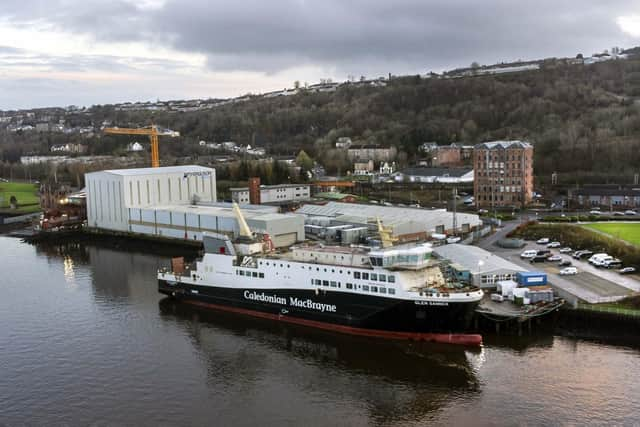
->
[85,166,304,247]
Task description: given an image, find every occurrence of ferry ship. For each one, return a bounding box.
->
[158,204,484,346]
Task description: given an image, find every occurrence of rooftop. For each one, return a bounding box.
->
[432,244,527,274]
[230,183,311,192]
[398,167,472,177]
[88,165,213,177]
[475,140,533,150]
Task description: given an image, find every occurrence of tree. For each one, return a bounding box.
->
[296,150,314,171]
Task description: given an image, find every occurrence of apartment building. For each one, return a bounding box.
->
[473,140,533,208]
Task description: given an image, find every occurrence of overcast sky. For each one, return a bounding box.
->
[2,0,640,109]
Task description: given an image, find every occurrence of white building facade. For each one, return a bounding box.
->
[231,184,311,204]
[86,165,216,231]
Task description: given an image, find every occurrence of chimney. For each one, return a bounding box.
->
[248,177,261,204]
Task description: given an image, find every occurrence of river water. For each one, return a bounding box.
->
[1,236,639,426]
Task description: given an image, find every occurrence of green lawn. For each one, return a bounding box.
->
[0,182,40,213]
[583,222,640,246]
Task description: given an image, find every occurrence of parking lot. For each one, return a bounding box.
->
[490,239,639,304]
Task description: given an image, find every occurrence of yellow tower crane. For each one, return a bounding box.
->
[103,125,172,168]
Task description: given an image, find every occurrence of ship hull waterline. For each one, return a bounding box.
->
[159,280,483,347]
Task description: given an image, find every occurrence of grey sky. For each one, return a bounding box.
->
[1,0,640,109]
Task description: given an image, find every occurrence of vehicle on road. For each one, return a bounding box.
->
[536,237,550,244]
[547,255,562,262]
[547,241,561,248]
[612,211,625,216]
[593,256,614,267]
[589,210,602,215]
[619,267,636,274]
[478,209,488,214]
[559,247,572,253]
[559,259,572,267]
[625,210,637,216]
[559,267,578,275]
[536,249,551,256]
[520,250,538,259]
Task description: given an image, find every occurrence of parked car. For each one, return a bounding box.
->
[589,210,602,215]
[612,211,625,216]
[625,210,637,216]
[559,247,572,253]
[547,255,562,262]
[603,258,623,269]
[520,250,538,259]
[559,259,572,267]
[536,237,550,244]
[536,249,551,256]
[619,267,636,274]
[530,255,549,263]
[588,253,610,265]
[559,267,578,275]
[478,209,489,214]
[573,250,594,259]
[547,241,561,248]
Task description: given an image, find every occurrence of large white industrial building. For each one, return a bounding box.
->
[86,165,217,231]
[85,165,304,247]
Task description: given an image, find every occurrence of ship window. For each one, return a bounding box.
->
[252,272,258,277]
[266,262,269,266]
[370,273,377,281]
[338,283,341,288]
[362,285,369,291]
[322,280,329,286]
[259,261,262,265]
[324,268,327,272]
[331,269,335,273]
[362,273,369,280]
[287,265,290,268]
[388,288,395,295]
[388,275,395,283]
[239,271,245,276]
[311,278,314,285]
[354,272,361,279]
[339,270,343,274]
[330,281,337,288]
[347,271,351,275]
[371,286,378,292]
[346,283,353,289]
[379,287,387,294]
[259,273,264,278]
[379,274,386,282]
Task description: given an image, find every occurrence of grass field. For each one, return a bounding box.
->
[583,222,640,246]
[0,182,40,213]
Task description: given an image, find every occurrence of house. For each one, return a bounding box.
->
[336,137,352,149]
[347,145,397,162]
[127,142,144,152]
[379,161,395,174]
[568,186,640,208]
[353,160,374,175]
[50,143,87,154]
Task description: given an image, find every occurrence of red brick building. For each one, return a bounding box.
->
[473,141,533,208]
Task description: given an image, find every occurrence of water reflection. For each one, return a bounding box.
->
[159,299,481,425]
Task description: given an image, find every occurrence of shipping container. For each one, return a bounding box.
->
[516,271,547,286]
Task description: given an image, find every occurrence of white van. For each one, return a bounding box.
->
[588,253,609,265]
[593,256,614,267]
[520,250,538,259]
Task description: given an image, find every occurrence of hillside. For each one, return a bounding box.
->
[4,53,640,183]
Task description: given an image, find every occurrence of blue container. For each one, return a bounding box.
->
[516,271,547,286]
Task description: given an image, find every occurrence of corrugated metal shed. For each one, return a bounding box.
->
[297,202,481,234]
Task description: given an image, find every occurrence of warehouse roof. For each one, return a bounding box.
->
[88,165,214,177]
[433,244,526,274]
[297,202,481,232]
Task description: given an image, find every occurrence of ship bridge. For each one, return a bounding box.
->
[368,244,433,270]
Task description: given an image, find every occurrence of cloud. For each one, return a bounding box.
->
[0,0,639,108]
